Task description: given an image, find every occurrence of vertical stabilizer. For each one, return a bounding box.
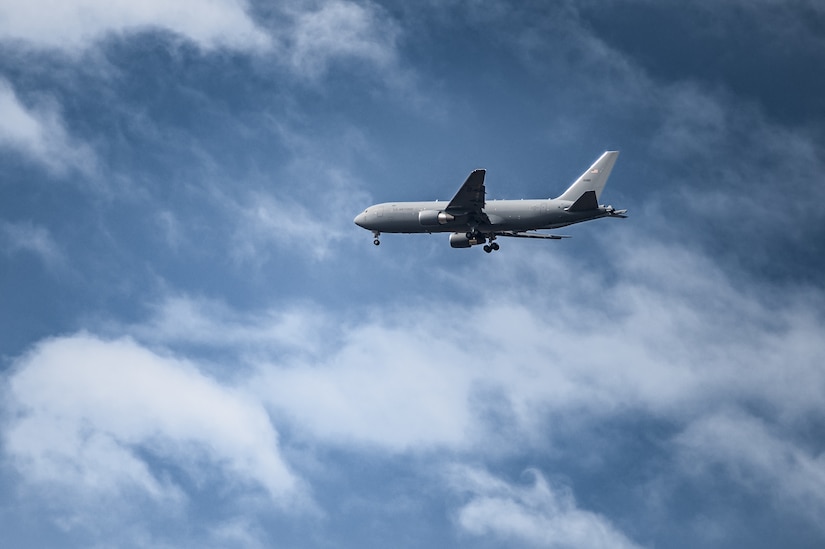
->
[555,151,619,201]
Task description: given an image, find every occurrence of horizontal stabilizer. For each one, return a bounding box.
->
[496,231,571,240]
[566,190,598,212]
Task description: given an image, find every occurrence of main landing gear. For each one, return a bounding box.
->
[466,231,500,253]
[482,241,500,253]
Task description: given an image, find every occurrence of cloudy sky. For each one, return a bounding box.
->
[2,1,825,547]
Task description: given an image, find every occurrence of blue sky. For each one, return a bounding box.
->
[2,1,824,547]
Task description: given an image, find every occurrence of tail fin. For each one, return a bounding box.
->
[555,151,619,201]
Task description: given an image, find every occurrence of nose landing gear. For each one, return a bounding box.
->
[372,231,381,246]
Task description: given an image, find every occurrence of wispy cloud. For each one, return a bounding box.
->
[277,0,400,79]
[676,411,825,530]
[211,131,373,263]
[232,190,347,262]
[450,467,643,549]
[0,78,96,175]
[130,295,328,355]
[0,0,271,53]
[0,1,403,82]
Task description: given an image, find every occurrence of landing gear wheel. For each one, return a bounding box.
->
[373,239,380,246]
[483,245,492,253]
[491,242,500,251]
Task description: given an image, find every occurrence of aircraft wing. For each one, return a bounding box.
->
[446,169,486,214]
[495,231,571,240]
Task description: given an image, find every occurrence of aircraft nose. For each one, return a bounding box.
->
[354,211,367,228]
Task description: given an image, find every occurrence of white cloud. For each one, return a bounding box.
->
[0,0,271,52]
[120,294,475,450]
[0,1,403,81]
[5,334,302,506]
[252,320,477,450]
[450,467,643,549]
[0,79,96,175]
[279,0,399,78]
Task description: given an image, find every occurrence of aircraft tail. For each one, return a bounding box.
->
[555,151,619,201]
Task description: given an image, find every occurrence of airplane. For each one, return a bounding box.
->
[354,151,627,252]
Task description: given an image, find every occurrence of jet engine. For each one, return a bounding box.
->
[418,210,455,226]
[449,232,485,248]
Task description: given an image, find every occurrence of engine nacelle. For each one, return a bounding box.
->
[418,210,455,226]
[449,232,484,248]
